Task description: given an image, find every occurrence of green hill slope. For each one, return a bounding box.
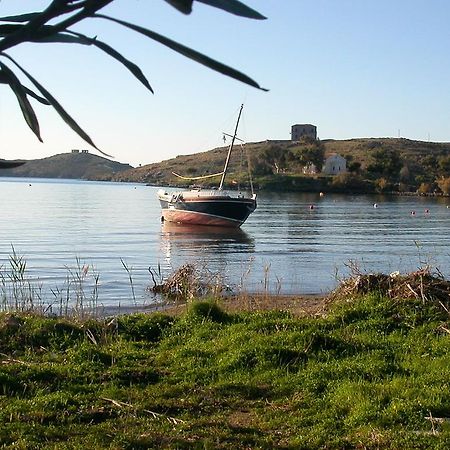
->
[113,138,450,194]
[0,152,133,180]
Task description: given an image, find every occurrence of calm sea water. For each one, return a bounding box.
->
[1,177,449,307]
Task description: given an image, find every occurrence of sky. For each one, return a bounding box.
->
[1,0,450,167]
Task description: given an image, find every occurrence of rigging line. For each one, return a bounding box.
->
[242,143,254,195]
[237,143,244,191]
[222,132,244,142]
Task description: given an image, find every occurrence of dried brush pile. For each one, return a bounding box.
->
[149,263,228,301]
[333,266,450,308]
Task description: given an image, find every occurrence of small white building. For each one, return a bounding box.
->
[322,154,347,175]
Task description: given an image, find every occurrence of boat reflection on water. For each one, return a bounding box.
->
[161,222,253,243]
[159,223,255,273]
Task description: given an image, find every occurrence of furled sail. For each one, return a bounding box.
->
[171,171,224,181]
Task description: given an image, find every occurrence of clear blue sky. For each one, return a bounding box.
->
[1,0,450,167]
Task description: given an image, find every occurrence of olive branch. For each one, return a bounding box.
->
[0,0,266,167]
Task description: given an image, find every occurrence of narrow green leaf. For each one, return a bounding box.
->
[1,25,150,91]
[0,12,41,23]
[1,53,110,156]
[196,0,266,20]
[0,24,91,45]
[0,160,26,169]
[22,86,51,105]
[95,14,268,91]
[164,0,193,14]
[35,32,93,45]
[164,0,266,19]
[67,31,154,93]
[0,70,50,105]
[0,62,42,142]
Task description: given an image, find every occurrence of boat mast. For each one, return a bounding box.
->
[219,104,244,190]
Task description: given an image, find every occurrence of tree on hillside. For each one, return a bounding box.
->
[374,177,393,193]
[347,161,361,174]
[366,148,402,179]
[438,155,450,176]
[331,172,367,192]
[399,165,411,183]
[437,177,450,195]
[417,182,434,195]
[0,0,266,167]
[292,138,325,172]
[251,157,273,176]
[417,154,440,182]
[261,145,290,174]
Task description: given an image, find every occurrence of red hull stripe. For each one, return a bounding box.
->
[183,198,254,203]
[162,209,242,227]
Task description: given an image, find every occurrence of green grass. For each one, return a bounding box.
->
[1,294,450,448]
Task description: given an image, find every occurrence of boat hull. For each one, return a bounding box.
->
[159,193,256,228]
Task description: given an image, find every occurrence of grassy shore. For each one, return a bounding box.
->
[1,289,450,449]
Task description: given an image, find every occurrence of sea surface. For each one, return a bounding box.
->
[1,177,449,309]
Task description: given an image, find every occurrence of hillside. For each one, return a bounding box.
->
[0,152,133,180]
[112,137,450,194]
[2,138,449,194]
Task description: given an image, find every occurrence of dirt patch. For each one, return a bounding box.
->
[161,294,328,318]
[227,409,258,429]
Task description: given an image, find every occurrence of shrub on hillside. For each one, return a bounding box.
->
[417,182,434,195]
[347,161,361,173]
[375,177,393,193]
[437,177,450,195]
[331,173,367,192]
[438,155,450,176]
[398,182,412,193]
[366,148,403,179]
[252,158,273,176]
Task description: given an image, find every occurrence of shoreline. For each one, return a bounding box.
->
[158,293,328,318]
[92,293,328,319]
[1,176,449,198]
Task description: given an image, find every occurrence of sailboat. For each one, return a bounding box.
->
[157,104,257,228]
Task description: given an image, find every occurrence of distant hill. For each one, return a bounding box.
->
[112,137,450,194]
[0,152,133,180]
[3,138,449,194]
